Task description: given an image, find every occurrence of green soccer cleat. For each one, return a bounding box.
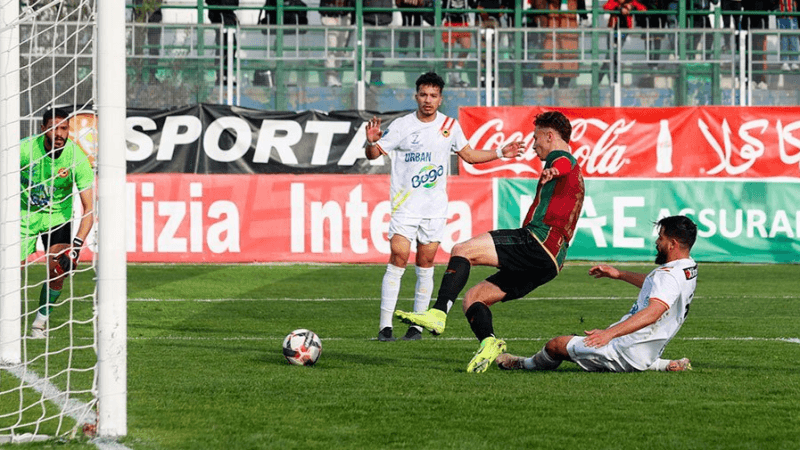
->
[466,337,507,373]
[394,308,447,335]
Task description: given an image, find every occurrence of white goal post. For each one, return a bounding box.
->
[0,0,127,441]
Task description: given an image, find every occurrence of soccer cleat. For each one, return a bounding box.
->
[400,327,422,341]
[666,358,692,372]
[466,337,507,373]
[496,353,525,370]
[30,326,47,339]
[377,327,396,342]
[395,308,446,335]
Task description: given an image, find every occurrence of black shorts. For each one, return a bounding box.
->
[486,228,559,301]
[41,222,72,250]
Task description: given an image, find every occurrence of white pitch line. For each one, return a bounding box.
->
[127,335,800,344]
[1,366,132,450]
[127,295,799,302]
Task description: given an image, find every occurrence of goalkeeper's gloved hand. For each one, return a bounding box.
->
[57,237,83,274]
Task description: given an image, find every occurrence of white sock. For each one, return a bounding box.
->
[412,266,434,332]
[647,359,671,371]
[379,264,405,330]
[522,347,561,371]
[33,311,48,328]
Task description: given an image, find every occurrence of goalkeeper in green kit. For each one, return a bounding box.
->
[20,107,95,339]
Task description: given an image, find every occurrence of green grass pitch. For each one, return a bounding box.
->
[4,262,800,449]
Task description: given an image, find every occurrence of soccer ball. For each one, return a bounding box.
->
[282,329,322,366]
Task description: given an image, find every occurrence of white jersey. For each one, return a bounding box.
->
[611,258,698,371]
[377,111,468,219]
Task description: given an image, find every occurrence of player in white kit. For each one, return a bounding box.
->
[496,215,697,372]
[365,72,524,342]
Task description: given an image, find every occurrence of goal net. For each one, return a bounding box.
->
[0,0,127,443]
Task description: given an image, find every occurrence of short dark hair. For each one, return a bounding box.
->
[41,107,70,127]
[534,111,572,143]
[416,72,445,93]
[657,215,697,250]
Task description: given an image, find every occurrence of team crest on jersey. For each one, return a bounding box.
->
[439,117,455,138]
[683,265,698,280]
[57,168,70,178]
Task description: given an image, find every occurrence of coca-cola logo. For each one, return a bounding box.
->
[571,118,634,175]
[465,118,537,176]
[465,117,634,176]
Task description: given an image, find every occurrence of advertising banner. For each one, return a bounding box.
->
[459,106,800,179]
[126,105,411,174]
[124,174,494,263]
[496,178,800,263]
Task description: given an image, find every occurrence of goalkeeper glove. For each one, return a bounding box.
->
[57,237,83,274]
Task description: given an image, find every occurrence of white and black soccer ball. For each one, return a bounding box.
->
[282,329,322,366]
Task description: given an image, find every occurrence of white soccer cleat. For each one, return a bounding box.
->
[496,353,525,370]
[666,358,692,372]
[30,326,48,339]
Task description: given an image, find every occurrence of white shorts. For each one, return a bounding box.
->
[566,336,638,372]
[388,216,447,245]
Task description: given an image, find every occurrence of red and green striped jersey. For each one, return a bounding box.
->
[523,150,585,270]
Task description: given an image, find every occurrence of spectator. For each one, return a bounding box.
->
[740,0,775,89]
[443,0,475,87]
[206,0,238,85]
[132,0,163,82]
[320,0,353,87]
[476,0,505,28]
[397,0,424,54]
[600,0,647,84]
[720,0,742,52]
[688,0,715,60]
[475,0,510,87]
[540,0,587,88]
[364,0,393,86]
[777,0,800,71]
[523,0,549,87]
[639,0,671,67]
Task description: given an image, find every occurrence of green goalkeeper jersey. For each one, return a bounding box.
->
[20,135,95,224]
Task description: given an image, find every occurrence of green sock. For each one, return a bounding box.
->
[38,286,61,316]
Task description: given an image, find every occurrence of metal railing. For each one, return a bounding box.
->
[121,3,800,109]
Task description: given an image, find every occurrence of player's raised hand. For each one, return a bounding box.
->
[500,140,525,158]
[588,264,620,279]
[366,116,382,145]
[538,167,560,185]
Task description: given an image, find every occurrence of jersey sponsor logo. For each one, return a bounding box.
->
[683,265,698,280]
[411,164,444,189]
[57,168,70,178]
[404,152,432,163]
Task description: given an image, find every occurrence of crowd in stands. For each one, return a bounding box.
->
[130,1,799,88]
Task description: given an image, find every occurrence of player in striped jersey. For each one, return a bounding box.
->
[397,111,585,372]
[365,72,524,342]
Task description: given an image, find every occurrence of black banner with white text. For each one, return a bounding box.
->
[126,104,411,174]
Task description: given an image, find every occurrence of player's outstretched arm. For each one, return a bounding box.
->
[364,116,386,160]
[589,264,647,289]
[457,141,524,165]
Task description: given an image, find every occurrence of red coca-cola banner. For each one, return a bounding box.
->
[459,106,800,178]
[123,174,495,263]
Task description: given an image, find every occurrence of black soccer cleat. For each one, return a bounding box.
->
[400,327,422,341]
[377,327,396,342]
